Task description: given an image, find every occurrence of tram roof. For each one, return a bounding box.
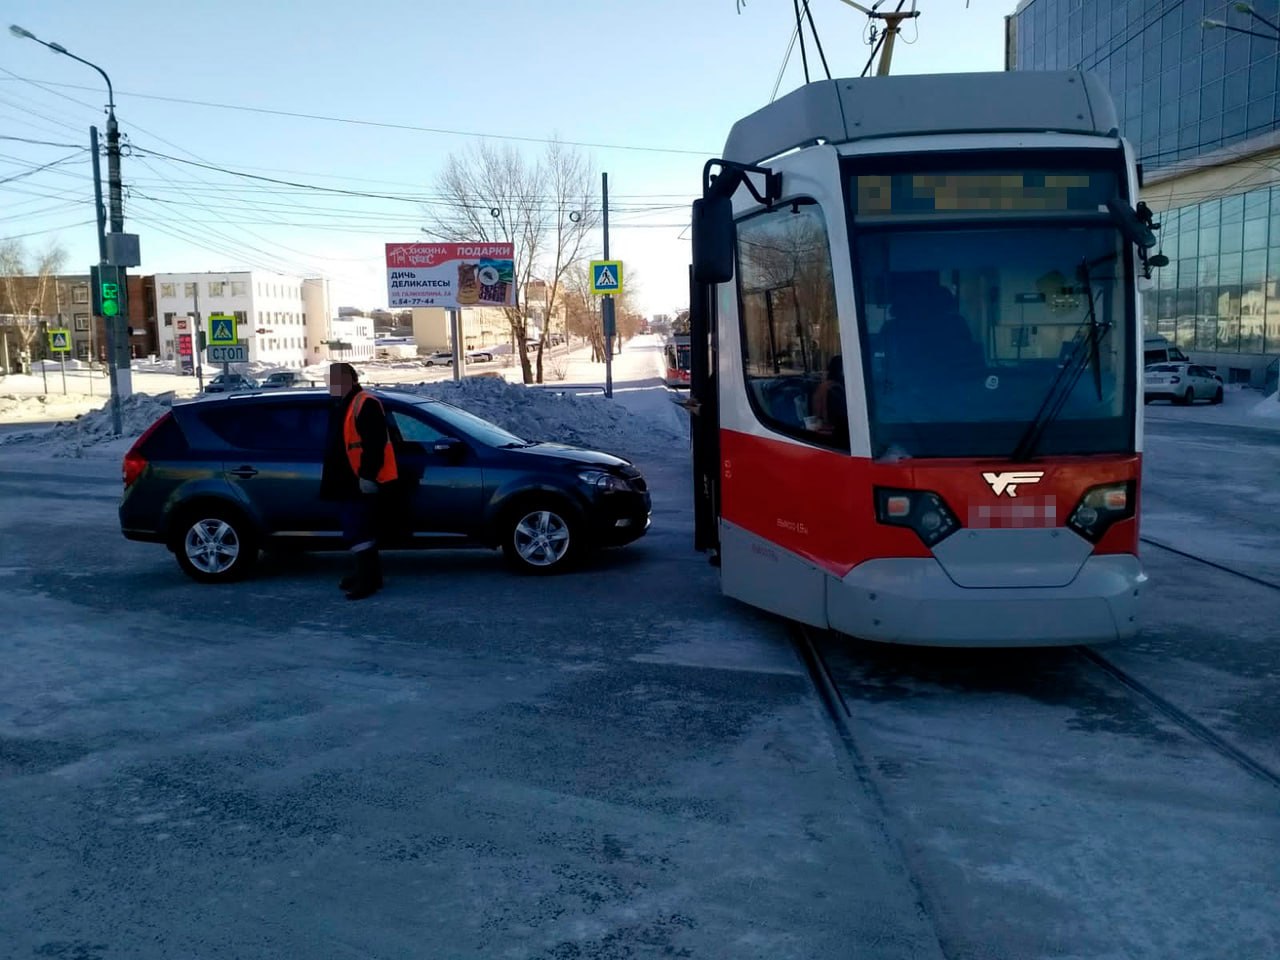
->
[722,70,1119,166]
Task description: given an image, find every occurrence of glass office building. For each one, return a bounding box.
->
[1008,0,1280,386]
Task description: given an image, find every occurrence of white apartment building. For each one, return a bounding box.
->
[155,271,326,371]
[298,279,373,365]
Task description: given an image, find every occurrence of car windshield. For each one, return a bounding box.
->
[847,156,1135,459]
[413,398,529,447]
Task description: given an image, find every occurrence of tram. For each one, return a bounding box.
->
[664,334,692,387]
[687,71,1163,646]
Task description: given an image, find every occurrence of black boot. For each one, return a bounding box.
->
[344,549,381,600]
[340,551,382,591]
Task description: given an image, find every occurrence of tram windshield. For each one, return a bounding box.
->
[847,157,1136,460]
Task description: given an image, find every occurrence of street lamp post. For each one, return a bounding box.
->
[10,23,137,435]
[1203,3,1280,40]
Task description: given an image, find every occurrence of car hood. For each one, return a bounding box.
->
[505,442,631,469]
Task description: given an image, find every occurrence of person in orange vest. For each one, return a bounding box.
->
[320,362,398,599]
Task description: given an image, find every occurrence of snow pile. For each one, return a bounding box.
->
[0,376,685,461]
[391,377,686,456]
[0,392,174,458]
[1248,392,1280,421]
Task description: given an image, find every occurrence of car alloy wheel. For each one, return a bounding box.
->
[174,507,257,583]
[185,518,241,575]
[513,509,571,567]
[503,502,582,575]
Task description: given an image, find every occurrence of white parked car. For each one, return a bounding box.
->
[1144,362,1223,405]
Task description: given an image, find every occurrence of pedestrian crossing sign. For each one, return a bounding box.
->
[48,328,71,353]
[590,260,623,295]
[209,313,238,346]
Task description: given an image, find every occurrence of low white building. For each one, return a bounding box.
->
[323,316,376,364]
[155,271,325,372]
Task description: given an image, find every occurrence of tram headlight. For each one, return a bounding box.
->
[1068,481,1135,543]
[874,487,960,547]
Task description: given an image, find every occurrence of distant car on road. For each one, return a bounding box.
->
[203,373,258,393]
[118,388,651,582]
[422,352,454,367]
[466,349,494,363]
[1144,362,1223,405]
[261,371,315,389]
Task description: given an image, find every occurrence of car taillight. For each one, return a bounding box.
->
[1169,375,1180,383]
[874,487,960,547]
[1068,481,1135,543]
[122,413,168,489]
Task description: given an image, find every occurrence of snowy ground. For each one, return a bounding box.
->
[0,365,936,959]
[2,336,1278,957]
[1145,383,1280,430]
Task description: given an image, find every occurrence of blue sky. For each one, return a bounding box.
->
[2,0,1008,316]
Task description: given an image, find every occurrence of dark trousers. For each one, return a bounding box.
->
[340,494,379,552]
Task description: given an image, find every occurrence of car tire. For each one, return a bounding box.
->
[502,499,582,575]
[172,505,258,583]
[1175,388,1193,405]
[1212,386,1224,405]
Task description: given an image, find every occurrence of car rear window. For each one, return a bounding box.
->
[139,412,189,458]
[198,401,330,453]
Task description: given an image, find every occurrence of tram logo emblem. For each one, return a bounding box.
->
[983,471,1044,497]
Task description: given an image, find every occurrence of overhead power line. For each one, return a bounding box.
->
[0,74,715,156]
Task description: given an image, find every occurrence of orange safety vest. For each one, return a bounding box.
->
[344,391,398,484]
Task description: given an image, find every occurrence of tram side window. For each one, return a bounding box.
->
[736,201,847,450]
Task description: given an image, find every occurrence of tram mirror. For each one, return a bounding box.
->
[1147,253,1170,268]
[692,195,735,284]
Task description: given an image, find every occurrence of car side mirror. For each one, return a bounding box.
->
[432,437,465,460]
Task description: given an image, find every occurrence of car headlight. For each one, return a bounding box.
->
[579,470,630,492]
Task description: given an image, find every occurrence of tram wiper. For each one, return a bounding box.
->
[1010,255,1114,463]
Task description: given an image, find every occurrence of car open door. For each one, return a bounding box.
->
[383,404,485,543]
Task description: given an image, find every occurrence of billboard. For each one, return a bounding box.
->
[385,242,516,309]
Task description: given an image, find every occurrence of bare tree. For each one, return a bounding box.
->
[422,139,598,384]
[564,261,605,361]
[564,260,645,361]
[0,239,68,367]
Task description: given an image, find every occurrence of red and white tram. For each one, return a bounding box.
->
[665,334,692,387]
[687,71,1164,646]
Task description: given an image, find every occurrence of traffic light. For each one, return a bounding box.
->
[90,264,127,318]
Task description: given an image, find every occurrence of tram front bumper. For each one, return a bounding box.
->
[826,554,1145,647]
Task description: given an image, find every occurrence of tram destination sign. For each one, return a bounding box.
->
[385,243,516,309]
[854,169,1118,216]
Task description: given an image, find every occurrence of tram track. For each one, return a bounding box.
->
[1140,535,1280,591]
[797,536,1280,797]
[791,625,954,960]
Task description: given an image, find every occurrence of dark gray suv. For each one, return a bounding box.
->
[119,388,651,582]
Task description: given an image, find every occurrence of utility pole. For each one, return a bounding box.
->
[10,24,139,434]
[839,1,920,76]
[91,123,120,434]
[191,281,205,392]
[602,171,614,399]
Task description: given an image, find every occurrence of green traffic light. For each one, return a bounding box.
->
[101,281,119,317]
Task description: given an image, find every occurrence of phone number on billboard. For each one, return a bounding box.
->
[391,298,448,306]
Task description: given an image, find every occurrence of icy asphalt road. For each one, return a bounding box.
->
[0,437,943,958]
[1,383,1277,959]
